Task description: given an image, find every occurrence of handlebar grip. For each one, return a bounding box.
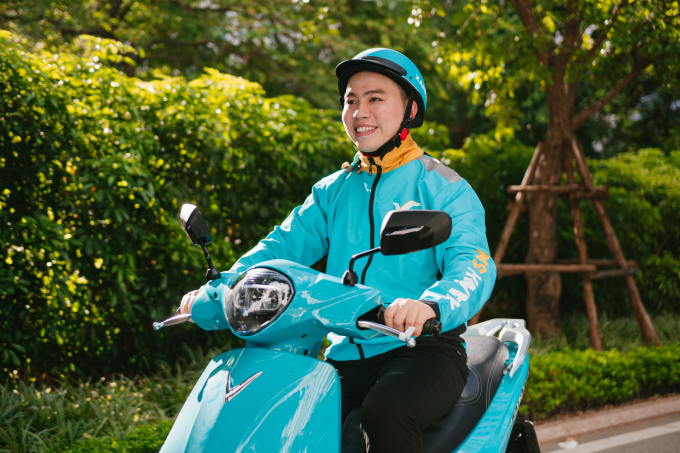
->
[422,318,442,336]
[375,306,442,336]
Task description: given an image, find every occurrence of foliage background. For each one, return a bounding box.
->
[0,32,350,381]
[0,0,678,449]
[0,31,450,382]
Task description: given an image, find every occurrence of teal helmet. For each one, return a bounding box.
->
[336,48,427,129]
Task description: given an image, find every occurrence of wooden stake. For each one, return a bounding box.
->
[470,143,545,324]
[556,259,637,267]
[591,267,638,280]
[497,263,598,274]
[571,140,660,346]
[564,145,602,350]
[507,184,581,193]
[493,142,544,265]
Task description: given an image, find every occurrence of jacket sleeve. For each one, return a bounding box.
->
[228,185,329,275]
[419,181,497,331]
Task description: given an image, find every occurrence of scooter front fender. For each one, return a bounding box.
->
[161,348,340,453]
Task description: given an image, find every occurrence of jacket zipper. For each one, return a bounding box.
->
[361,158,382,285]
[351,159,382,363]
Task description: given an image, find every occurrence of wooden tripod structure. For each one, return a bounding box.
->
[471,139,661,350]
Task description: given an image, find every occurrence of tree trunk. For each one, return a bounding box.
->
[525,134,563,337]
[524,73,576,338]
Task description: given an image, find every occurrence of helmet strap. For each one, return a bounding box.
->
[361,90,417,160]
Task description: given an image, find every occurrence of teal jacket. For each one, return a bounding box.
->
[221,151,496,362]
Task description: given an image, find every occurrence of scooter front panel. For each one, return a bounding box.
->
[161,347,340,453]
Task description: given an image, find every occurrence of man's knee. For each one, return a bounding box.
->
[360,390,419,432]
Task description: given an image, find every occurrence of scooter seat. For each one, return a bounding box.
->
[341,335,509,453]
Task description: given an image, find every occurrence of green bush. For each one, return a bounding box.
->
[582,149,680,314]
[54,421,173,453]
[0,31,357,382]
[522,343,680,419]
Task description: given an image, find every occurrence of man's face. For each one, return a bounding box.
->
[342,71,416,154]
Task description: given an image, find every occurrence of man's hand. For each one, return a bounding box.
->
[179,289,199,323]
[384,298,436,337]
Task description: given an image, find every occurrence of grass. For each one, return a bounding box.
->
[2,313,679,451]
[0,345,216,453]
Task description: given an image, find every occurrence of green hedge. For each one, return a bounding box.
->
[0,32,352,382]
[55,421,173,453]
[522,344,680,419]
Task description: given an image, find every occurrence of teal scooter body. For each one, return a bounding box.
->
[159,206,537,453]
[161,348,340,452]
[159,260,535,453]
[161,260,384,453]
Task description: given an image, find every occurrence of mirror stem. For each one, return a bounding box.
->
[342,247,381,286]
[200,243,220,282]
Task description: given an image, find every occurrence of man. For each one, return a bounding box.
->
[181,48,496,452]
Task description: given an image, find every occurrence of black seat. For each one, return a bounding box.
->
[341,336,509,453]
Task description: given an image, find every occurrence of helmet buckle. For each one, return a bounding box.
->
[399,128,409,141]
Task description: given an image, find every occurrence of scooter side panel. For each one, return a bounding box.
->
[161,348,340,453]
[454,345,530,453]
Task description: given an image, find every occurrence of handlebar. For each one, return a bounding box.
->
[374,305,443,336]
[355,305,443,347]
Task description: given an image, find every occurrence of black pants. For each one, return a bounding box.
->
[327,333,468,453]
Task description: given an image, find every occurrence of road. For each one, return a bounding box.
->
[541,411,680,453]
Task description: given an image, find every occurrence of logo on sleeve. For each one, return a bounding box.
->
[472,249,490,274]
[426,249,492,310]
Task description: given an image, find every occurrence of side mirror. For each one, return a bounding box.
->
[380,210,452,256]
[180,204,212,246]
[342,210,452,286]
[180,203,220,281]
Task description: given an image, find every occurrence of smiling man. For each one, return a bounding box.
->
[182,48,496,452]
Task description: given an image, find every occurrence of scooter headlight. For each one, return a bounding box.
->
[224,268,295,335]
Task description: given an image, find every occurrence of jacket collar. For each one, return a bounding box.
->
[354,135,424,175]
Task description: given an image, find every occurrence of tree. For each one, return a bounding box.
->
[0,0,490,148]
[415,0,680,336]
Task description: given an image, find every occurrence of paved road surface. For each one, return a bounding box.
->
[541,412,680,453]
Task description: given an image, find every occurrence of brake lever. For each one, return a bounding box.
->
[356,320,417,347]
[153,313,192,330]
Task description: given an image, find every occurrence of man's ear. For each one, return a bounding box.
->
[410,100,418,120]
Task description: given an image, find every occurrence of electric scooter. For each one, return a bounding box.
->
[154,204,541,453]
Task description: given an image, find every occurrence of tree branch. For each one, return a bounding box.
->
[164,0,238,17]
[586,0,625,59]
[507,0,550,66]
[572,54,649,130]
[108,0,124,18]
[59,26,114,39]
[165,0,198,16]
[560,1,582,68]
[146,39,218,48]
[116,1,134,21]
[0,12,20,20]
[458,6,480,35]
[146,53,195,63]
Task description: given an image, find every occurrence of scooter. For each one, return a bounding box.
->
[154,203,541,453]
